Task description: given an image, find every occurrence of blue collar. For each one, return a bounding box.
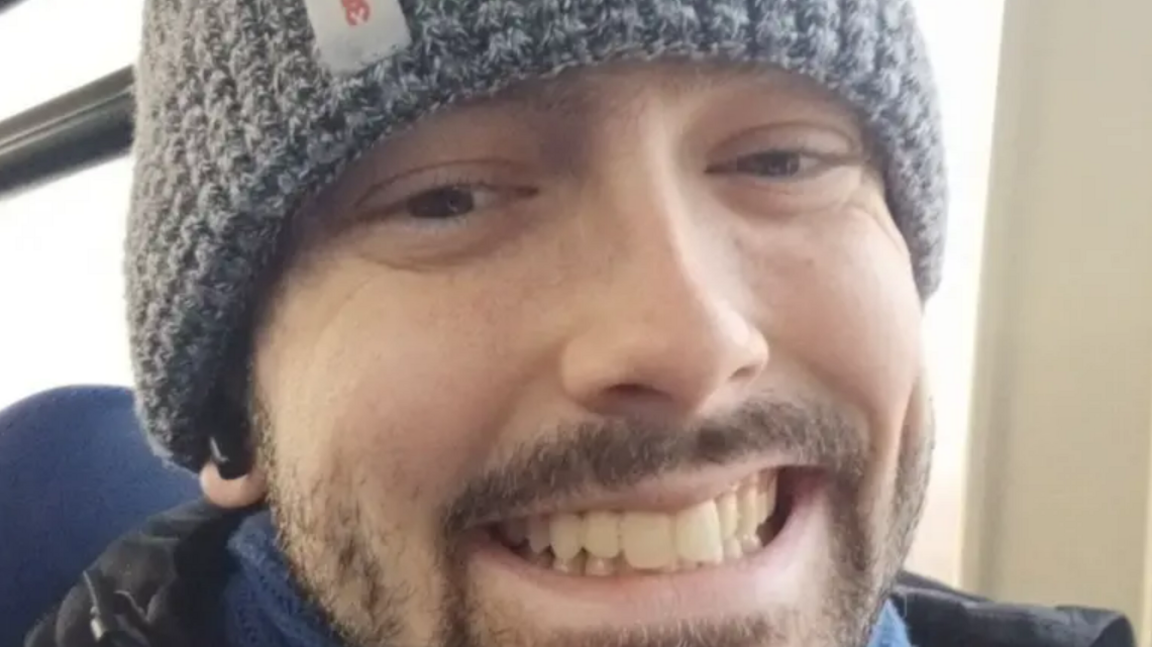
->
[220,511,344,647]
[871,598,914,647]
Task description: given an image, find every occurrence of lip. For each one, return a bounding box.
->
[467,454,816,526]
[466,471,830,630]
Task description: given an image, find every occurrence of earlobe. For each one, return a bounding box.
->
[200,459,268,508]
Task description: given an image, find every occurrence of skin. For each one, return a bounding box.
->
[202,60,931,647]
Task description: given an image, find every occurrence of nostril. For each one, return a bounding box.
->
[607,383,660,399]
[731,363,761,384]
[561,321,768,418]
[598,383,680,416]
[733,331,770,383]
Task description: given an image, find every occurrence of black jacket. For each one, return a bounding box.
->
[25,501,1137,647]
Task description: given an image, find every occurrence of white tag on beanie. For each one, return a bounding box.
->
[303,0,412,75]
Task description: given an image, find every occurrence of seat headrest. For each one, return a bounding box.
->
[0,385,198,646]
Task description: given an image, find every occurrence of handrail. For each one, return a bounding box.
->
[0,66,134,196]
[0,0,29,15]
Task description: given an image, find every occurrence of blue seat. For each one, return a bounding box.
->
[0,385,199,646]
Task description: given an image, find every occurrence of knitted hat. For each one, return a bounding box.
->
[127,0,946,471]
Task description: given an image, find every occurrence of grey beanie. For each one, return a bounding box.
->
[127,0,946,471]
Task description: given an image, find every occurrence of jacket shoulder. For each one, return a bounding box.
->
[24,501,247,647]
[894,572,1136,647]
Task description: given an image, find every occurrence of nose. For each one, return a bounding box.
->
[559,202,770,422]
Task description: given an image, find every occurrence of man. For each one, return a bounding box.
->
[26,1,1135,646]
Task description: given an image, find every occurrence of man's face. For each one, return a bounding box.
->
[249,61,930,647]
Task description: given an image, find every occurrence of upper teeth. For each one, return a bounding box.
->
[584,511,621,558]
[497,471,779,575]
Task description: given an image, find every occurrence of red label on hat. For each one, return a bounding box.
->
[303,0,411,74]
[342,0,371,26]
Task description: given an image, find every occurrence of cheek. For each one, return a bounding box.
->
[253,256,536,511]
[745,202,922,437]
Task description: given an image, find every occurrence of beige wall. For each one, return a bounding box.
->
[962,0,1152,643]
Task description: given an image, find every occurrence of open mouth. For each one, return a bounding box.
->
[482,468,801,577]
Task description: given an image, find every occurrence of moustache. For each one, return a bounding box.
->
[443,399,868,534]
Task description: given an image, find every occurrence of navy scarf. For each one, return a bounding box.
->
[220,511,913,647]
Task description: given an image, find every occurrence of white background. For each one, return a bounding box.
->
[0,0,1006,583]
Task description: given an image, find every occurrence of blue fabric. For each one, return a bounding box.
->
[222,511,345,647]
[223,509,912,647]
[869,601,914,647]
[0,386,200,647]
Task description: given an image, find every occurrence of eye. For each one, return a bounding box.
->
[354,160,538,226]
[342,162,539,267]
[708,150,826,180]
[403,184,505,220]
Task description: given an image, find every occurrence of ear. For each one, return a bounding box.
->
[201,360,267,507]
[200,459,267,508]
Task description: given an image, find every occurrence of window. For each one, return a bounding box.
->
[0,0,143,120]
[907,0,1006,582]
[0,158,135,408]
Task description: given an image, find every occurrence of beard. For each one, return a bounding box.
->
[257,384,933,647]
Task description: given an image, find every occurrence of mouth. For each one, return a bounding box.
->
[479,466,806,577]
[466,464,829,629]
